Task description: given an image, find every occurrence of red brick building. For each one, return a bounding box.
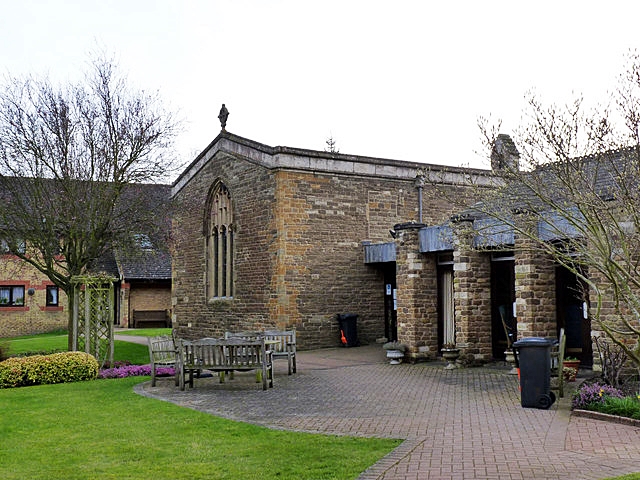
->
[0,184,172,337]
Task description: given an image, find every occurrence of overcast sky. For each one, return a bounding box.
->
[2,1,639,177]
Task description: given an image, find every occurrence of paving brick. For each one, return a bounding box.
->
[135,344,640,479]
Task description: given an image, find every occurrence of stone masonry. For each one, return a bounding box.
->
[452,220,493,364]
[514,232,557,338]
[171,132,482,350]
[394,223,439,360]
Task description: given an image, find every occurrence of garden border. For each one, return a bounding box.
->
[572,409,640,427]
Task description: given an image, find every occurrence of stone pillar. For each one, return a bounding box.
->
[452,219,492,364]
[514,228,556,338]
[120,282,131,327]
[394,222,438,361]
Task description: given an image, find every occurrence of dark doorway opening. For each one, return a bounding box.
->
[491,254,515,359]
[382,263,397,341]
[556,266,592,366]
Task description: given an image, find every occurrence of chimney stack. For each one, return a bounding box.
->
[491,134,519,171]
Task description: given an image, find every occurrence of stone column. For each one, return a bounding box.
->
[394,222,438,361]
[452,219,492,364]
[513,220,556,338]
[120,282,131,327]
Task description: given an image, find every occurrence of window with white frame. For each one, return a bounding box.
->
[206,182,234,298]
[0,286,25,306]
[46,286,59,306]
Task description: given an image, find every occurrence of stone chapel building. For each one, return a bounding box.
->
[171,130,597,367]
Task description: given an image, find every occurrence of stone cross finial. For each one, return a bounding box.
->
[218,104,229,131]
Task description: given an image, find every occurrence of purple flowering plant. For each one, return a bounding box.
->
[99,364,175,379]
[101,360,131,369]
[571,382,624,410]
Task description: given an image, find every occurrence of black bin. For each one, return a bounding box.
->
[512,337,556,409]
[337,313,359,347]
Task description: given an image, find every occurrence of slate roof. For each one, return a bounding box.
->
[87,251,120,278]
[114,183,172,281]
[454,146,638,220]
[116,248,172,281]
[0,177,172,282]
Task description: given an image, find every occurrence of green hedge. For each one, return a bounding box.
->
[0,351,99,388]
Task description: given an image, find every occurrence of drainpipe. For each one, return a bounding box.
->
[414,170,425,224]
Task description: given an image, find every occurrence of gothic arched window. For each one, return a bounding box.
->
[205,182,234,299]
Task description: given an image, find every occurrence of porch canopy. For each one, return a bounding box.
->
[363,208,584,263]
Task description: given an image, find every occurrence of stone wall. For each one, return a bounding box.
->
[269,170,399,349]
[171,150,277,340]
[514,234,556,338]
[588,268,640,372]
[452,222,492,364]
[395,225,439,360]
[172,155,416,347]
[171,142,479,349]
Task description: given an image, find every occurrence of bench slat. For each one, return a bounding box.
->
[148,335,177,387]
[178,338,273,391]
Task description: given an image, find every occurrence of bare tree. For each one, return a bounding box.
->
[450,52,640,370]
[0,55,179,348]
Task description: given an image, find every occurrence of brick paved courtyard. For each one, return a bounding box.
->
[136,344,640,480]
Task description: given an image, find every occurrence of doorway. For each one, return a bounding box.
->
[556,266,592,366]
[382,264,397,341]
[437,253,455,351]
[490,254,515,359]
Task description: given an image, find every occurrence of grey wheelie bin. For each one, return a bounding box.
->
[512,337,556,409]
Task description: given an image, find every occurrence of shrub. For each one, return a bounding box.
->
[593,335,629,388]
[98,364,174,379]
[0,341,9,362]
[0,352,99,388]
[0,357,26,388]
[599,396,640,420]
[572,382,624,410]
[14,349,65,358]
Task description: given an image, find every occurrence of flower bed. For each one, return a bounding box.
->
[99,364,175,379]
[572,381,640,422]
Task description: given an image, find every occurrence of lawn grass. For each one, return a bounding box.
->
[114,327,171,337]
[0,377,400,480]
[1,332,400,479]
[3,330,68,355]
[5,332,150,365]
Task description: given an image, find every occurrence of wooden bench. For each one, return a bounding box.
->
[263,330,297,375]
[133,310,171,328]
[226,330,297,375]
[147,335,178,387]
[177,338,273,391]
